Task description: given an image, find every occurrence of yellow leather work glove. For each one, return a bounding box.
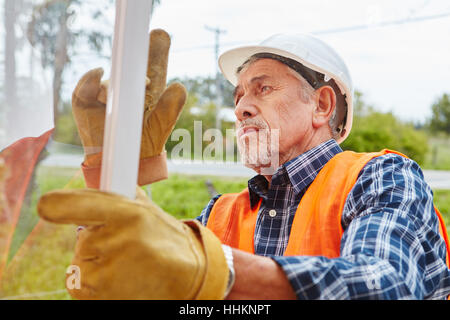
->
[72,29,186,188]
[37,188,229,300]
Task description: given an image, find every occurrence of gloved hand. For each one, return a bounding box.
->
[72,29,186,188]
[37,188,229,300]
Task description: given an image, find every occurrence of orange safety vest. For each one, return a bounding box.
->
[207,149,450,267]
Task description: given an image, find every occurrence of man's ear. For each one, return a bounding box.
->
[312,86,336,129]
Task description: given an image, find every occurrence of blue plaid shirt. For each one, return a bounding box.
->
[196,139,450,299]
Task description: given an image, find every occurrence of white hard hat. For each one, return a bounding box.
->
[219,33,354,143]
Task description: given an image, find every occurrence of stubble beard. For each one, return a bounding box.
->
[236,118,279,175]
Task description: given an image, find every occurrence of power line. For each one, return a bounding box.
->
[173,11,450,53]
[313,10,450,35]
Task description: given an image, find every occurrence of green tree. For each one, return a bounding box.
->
[165,92,235,160]
[164,75,237,160]
[341,91,429,165]
[27,0,114,137]
[47,0,163,147]
[170,74,235,108]
[429,93,450,134]
[54,101,81,146]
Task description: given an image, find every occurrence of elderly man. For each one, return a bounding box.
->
[37,30,450,300]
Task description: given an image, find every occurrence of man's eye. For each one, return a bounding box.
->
[261,86,272,93]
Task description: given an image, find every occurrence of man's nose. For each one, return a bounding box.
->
[234,101,259,122]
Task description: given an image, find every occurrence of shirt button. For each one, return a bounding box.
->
[268,209,277,217]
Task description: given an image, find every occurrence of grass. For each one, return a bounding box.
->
[0,166,84,300]
[423,135,450,170]
[0,169,248,300]
[150,174,248,219]
[433,190,450,226]
[0,167,449,300]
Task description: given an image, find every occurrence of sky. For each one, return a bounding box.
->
[142,0,450,124]
[2,0,450,148]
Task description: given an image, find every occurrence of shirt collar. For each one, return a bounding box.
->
[247,139,343,207]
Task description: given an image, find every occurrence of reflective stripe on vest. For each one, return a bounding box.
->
[206,149,450,266]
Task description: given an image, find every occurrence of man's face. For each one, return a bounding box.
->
[233,58,315,174]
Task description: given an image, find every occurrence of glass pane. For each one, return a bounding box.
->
[0,0,114,299]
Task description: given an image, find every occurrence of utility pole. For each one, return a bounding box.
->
[205,25,226,131]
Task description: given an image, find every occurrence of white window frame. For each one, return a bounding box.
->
[100,0,153,199]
